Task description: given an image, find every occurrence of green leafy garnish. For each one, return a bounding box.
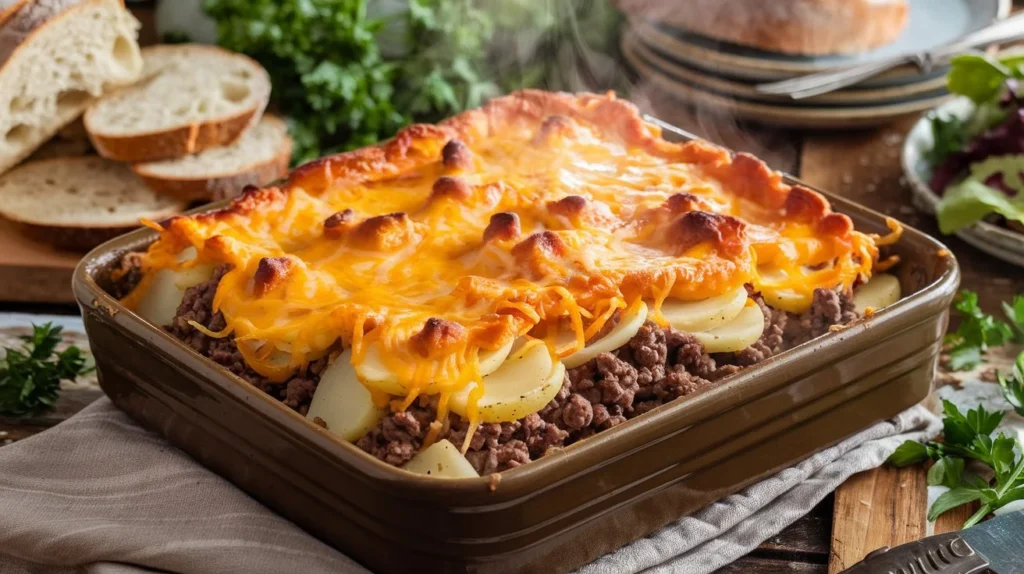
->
[0,323,93,417]
[1002,295,1024,343]
[936,155,1024,234]
[937,178,1024,234]
[925,113,966,166]
[927,456,965,489]
[997,350,1024,417]
[943,290,1015,371]
[946,54,1015,104]
[203,0,624,164]
[889,400,1024,528]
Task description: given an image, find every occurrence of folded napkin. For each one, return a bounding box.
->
[0,397,940,574]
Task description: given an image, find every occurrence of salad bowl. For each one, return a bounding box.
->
[903,51,1024,268]
[904,98,1024,267]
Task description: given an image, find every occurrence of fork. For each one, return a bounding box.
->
[755,11,1024,100]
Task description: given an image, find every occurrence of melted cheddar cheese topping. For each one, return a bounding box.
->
[125,91,890,407]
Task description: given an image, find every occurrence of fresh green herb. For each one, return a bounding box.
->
[1002,295,1024,343]
[927,456,966,489]
[997,350,1024,417]
[946,54,1016,105]
[943,290,1015,371]
[889,400,1024,528]
[0,323,93,417]
[395,0,500,122]
[203,0,624,164]
[204,0,407,164]
[925,113,966,166]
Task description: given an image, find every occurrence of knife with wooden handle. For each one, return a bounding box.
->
[842,510,1024,573]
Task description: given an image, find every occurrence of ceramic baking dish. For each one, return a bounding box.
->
[73,123,960,574]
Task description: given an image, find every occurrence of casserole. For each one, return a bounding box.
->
[74,91,959,573]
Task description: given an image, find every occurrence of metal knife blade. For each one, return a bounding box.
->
[961,510,1024,574]
[841,510,1024,574]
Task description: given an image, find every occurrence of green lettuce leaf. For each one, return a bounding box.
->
[947,54,1014,104]
[936,155,1024,233]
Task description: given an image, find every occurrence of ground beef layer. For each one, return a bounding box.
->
[165,267,857,475]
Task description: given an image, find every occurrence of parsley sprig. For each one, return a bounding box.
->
[203,0,624,164]
[889,400,1024,528]
[998,350,1024,417]
[944,290,1017,371]
[889,290,1024,528]
[0,323,93,417]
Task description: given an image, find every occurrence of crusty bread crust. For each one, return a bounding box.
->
[134,120,292,202]
[0,0,91,66]
[12,220,140,252]
[0,0,30,28]
[85,45,271,163]
[0,0,118,174]
[618,0,909,56]
[89,106,263,163]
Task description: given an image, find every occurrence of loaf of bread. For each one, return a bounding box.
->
[619,0,909,56]
[0,0,143,176]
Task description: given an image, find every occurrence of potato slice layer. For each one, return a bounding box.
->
[693,303,765,353]
[660,286,747,333]
[403,440,479,478]
[852,273,901,314]
[562,302,648,369]
[356,337,514,396]
[451,341,564,423]
[135,248,214,326]
[306,350,386,441]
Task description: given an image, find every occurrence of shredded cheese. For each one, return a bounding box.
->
[124,93,885,434]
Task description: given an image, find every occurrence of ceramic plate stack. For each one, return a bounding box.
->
[621,0,1010,129]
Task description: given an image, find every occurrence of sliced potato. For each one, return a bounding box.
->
[852,273,901,314]
[562,302,648,369]
[756,267,808,314]
[450,341,564,423]
[403,439,479,478]
[660,286,747,333]
[693,303,765,353]
[758,286,808,315]
[135,248,214,326]
[306,350,386,441]
[478,338,517,376]
[356,338,515,396]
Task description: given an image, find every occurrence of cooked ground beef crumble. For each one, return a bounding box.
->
[115,259,860,475]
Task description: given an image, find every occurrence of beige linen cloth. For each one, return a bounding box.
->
[0,398,940,574]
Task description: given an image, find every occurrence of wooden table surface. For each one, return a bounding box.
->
[2,79,1023,574]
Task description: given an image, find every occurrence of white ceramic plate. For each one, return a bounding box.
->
[624,35,953,130]
[903,97,1024,267]
[624,32,949,107]
[633,0,1010,83]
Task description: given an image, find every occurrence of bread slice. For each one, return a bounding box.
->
[85,44,272,163]
[0,0,143,176]
[0,157,186,251]
[0,0,29,27]
[133,115,291,202]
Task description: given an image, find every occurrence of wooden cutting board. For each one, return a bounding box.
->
[0,218,81,304]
